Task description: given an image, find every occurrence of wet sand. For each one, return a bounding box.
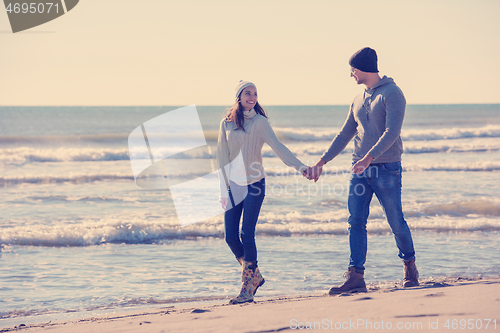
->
[3,276,499,333]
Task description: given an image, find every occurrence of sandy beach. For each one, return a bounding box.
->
[3,276,499,333]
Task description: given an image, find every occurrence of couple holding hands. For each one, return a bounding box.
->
[217,47,419,305]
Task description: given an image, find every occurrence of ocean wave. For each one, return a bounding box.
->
[0,217,220,247]
[403,161,500,172]
[2,199,499,247]
[263,160,500,175]
[0,170,224,186]
[24,195,137,203]
[274,125,500,142]
[402,137,500,154]
[266,139,500,157]
[0,147,216,166]
[421,199,500,217]
[0,131,221,145]
[0,147,131,165]
[255,159,500,174]
[2,217,499,247]
[0,143,496,169]
[403,125,500,141]
[0,173,134,186]
[0,309,52,320]
[0,134,127,144]
[2,129,499,167]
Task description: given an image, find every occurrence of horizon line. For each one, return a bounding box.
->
[1,103,500,107]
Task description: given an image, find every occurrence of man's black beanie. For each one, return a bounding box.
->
[349,47,379,73]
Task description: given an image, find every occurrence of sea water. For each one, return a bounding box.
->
[1,104,499,327]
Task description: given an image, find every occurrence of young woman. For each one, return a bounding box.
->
[217,80,309,304]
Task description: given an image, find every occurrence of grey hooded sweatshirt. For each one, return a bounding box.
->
[320,76,405,164]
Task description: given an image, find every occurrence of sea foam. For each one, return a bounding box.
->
[2,198,499,247]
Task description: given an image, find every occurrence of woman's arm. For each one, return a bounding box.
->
[258,117,307,175]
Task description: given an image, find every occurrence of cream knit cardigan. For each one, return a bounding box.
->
[217,109,306,198]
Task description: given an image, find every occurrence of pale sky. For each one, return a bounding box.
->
[1,0,499,106]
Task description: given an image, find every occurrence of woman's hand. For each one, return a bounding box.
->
[220,197,229,211]
[307,159,325,182]
[301,167,310,179]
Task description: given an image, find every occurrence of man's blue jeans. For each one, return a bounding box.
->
[224,178,266,263]
[348,162,415,272]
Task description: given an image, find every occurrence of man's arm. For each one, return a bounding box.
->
[367,89,406,160]
[309,106,358,182]
[319,107,358,164]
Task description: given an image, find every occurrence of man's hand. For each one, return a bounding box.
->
[309,159,325,182]
[352,154,374,175]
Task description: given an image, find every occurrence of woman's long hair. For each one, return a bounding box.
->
[224,98,267,131]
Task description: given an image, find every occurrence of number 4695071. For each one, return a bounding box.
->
[6,3,59,14]
[444,319,496,330]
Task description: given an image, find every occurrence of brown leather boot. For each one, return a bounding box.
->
[403,259,419,287]
[328,267,367,295]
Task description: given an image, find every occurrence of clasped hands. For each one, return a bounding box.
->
[221,155,375,210]
[302,155,374,182]
[302,160,325,182]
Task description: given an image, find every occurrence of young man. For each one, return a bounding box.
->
[309,47,419,294]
